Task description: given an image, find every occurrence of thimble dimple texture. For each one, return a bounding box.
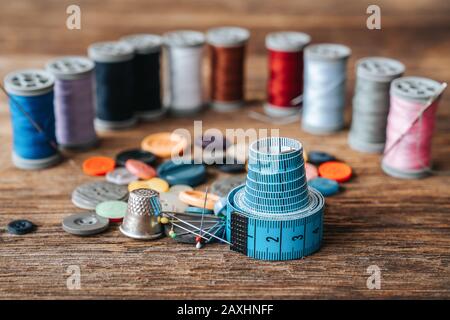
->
[128,188,161,216]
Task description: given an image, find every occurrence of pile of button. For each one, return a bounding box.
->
[305,150,352,197]
[63,131,249,238]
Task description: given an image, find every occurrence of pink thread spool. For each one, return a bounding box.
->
[382,76,445,179]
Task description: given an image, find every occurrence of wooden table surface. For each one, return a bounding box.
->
[0,0,449,299]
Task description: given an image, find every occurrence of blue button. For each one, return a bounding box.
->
[157,160,206,187]
[308,177,340,197]
[308,151,335,165]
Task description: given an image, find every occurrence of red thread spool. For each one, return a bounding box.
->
[207,27,250,112]
[265,32,311,117]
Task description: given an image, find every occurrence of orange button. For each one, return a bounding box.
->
[141,132,188,158]
[318,161,352,182]
[179,190,220,210]
[82,156,115,176]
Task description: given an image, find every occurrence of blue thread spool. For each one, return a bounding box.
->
[88,41,136,131]
[4,69,61,169]
[121,34,165,121]
[225,137,326,261]
[302,43,351,134]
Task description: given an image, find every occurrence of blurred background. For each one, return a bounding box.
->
[0,0,449,96]
[0,0,449,120]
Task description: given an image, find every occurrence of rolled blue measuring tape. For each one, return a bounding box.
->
[4,69,61,170]
[225,137,326,261]
[226,185,324,261]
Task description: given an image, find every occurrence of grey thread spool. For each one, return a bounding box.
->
[206,26,250,112]
[46,56,98,150]
[120,34,165,121]
[120,188,163,240]
[264,31,311,117]
[302,43,351,134]
[163,30,205,116]
[348,57,405,153]
[88,41,137,131]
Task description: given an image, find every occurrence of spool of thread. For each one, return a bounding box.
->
[302,43,351,134]
[163,30,205,116]
[206,26,250,112]
[46,56,98,149]
[120,34,165,121]
[264,31,311,117]
[348,57,405,153]
[382,76,445,179]
[4,69,61,169]
[88,41,136,130]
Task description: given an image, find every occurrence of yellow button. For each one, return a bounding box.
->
[144,177,169,193]
[128,178,169,193]
[141,132,187,158]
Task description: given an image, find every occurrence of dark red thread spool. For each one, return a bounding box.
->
[265,32,311,117]
[207,27,250,112]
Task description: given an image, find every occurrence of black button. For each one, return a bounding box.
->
[115,149,157,167]
[7,219,35,235]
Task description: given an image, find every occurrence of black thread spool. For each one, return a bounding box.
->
[88,41,136,131]
[121,34,165,121]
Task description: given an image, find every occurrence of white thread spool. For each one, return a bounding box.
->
[163,30,205,116]
[302,43,351,134]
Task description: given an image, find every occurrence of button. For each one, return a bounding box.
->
[308,151,336,166]
[308,177,340,196]
[71,181,128,210]
[115,149,157,167]
[157,160,207,187]
[128,178,169,193]
[169,184,194,193]
[179,190,220,210]
[125,159,156,179]
[195,134,230,150]
[95,200,128,222]
[141,132,188,158]
[82,156,115,176]
[106,167,139,185]
[62,212,109,236]
[318,161,352,182]
[210,175,246,197]
[7,219,35,235]
[305,163,318,181]
[160,191,188,213]
[216,163,246,173]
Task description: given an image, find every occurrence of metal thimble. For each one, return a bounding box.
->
[120,188,163,240]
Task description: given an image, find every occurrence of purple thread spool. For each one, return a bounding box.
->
[46,56,98,149]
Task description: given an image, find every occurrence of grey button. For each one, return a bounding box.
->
[62,212,109,236]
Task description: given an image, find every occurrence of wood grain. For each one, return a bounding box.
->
[0,0,449,299]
